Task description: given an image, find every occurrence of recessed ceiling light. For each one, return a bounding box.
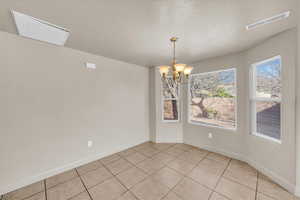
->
[11,10,70,46]
[246,11,290,30]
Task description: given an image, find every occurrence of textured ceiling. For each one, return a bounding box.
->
[0,0,297,66]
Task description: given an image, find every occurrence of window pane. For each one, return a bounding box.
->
[163,100,179,121]
[162,77,179,99]
[189,69,236,129]
[256,101,281,140]
[255,58,281,98]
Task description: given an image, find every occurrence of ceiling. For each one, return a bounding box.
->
[0,0,297,67]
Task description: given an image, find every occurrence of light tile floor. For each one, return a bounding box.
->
[2,142,299,200]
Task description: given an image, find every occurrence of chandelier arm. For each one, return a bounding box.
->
[159,37,192,86]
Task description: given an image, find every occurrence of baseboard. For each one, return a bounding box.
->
[184,141,295,194]
[155,139,183,143]
[295,185,300,197]
[0,139,148,195]
[184,141,244,161]
[244,157,295,194]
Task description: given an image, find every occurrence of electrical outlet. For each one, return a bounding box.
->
[87,140,93,148]
[86,62,96,69]
[208,133,213,139]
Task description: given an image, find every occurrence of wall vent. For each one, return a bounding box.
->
[246,11,290,30]
[11,10,70,46]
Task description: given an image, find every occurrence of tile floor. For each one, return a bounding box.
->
[2,142,299,200]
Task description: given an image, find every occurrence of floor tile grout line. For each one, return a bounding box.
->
[6,143,282,200]
[78,161,104,176]
[214,161,261,200]
[113,175,142,200]
[0,143,181,199]
[122,144,179,200]
[221,161,259,191]
[75,168,94,200]
[186,153,216,195]
[221,175,258,192]
[159,174,185,200]
[163,151,237,199]
[6,186,46,200]
[90,143,149,186]
[135,159,167,175]
[100,159,133,198]
[258,191,284,200]
[82,176,114,192]
[118,169,150,200]
[209,158,261,200]
[104,160,134,177]
[122,149,166,200]
[7,191,43,200]
[7,144,259,199]
[159,152,198,200]
[160,151,210,200]
[118,147,138,156]
[210,191,233,200]
[209,158,232,200]
[108,144,169,200]
[120,153,148,167]
[82,143,164,196]
[64,191,88,200]
[43,180,48,200]
[129,191,142,200]
[260,178,297,200]
[11,145,198,199]
[206,154,270,198]
[132,148,169,172]
[45,174,79,191]
[255,172,259,200]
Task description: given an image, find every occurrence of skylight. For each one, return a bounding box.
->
[11,10,70,46]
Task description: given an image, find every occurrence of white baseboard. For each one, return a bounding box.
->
[244,157,295,194]
[3,139,296,196]
[184,141,295,194]
[155,139,183,143]
[0,139,148,195]
[184,141,244,161]
[295,186,300,197]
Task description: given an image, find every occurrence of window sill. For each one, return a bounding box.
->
[251,132,282,144]
[188,120,237,132]
[163,120,180,123]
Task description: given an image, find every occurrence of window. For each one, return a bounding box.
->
[162,77,179,122]
[188,68,236,129]
[250,56,281,142]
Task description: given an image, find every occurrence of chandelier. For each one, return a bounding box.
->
[159,37,193,85]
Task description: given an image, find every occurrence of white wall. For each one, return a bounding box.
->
[296,1,300,195]
[0,31,150,195]
[151,29,297,193]
[149,68,157,142]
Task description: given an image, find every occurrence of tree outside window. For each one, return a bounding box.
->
[162,77,179,122]
[189,68,236,129]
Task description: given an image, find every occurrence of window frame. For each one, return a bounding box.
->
[188,68,237,131]
[161,77,180,123]
[250,55,282,144]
